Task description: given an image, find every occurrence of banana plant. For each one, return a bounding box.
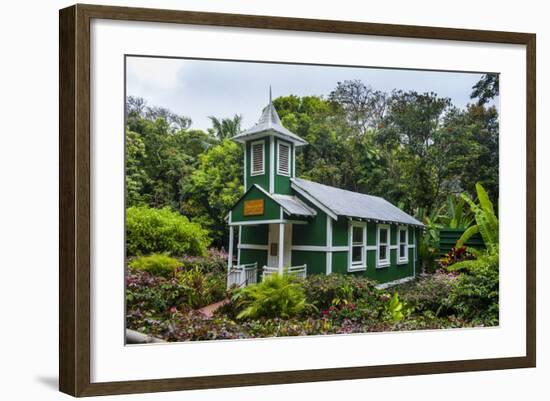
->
[442,194,474,229]
[456,183,499,253]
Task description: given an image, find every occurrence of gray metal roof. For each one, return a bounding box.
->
[272,194,317,217]
[232,89,308,147]
[291,178,424,226]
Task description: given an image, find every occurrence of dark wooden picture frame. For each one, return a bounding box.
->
[59,3,536,397]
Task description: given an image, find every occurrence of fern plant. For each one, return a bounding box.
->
[233,274,309,320]
[456,183,499,253]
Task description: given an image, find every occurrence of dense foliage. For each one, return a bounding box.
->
[125,75,498,252]
[124,74,500,341]
[126,205,210,256]
[232,274,309,320]
[127,270,497,342]
[126,253,227,319]
[128,254,181,278]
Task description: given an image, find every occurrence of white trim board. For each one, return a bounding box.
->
[238,244,269,250]
[375,276,415,290]
[229,219,308,226]
[291,245,348,252]
[269,136,274,192]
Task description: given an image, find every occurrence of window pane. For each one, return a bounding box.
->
[400,244,406,258]
[379,228,387,243]
[379,246,387,260]
[400,229,406,243]
[352,246,363,263]
[352,226,363,243]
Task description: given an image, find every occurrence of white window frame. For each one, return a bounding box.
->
[276,141,291,176]
[250,140,265,176]
[377,224,390,268]
[348,221,367,271]
[397,226,409,264]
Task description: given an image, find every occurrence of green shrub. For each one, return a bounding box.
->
[233,274,308,320]
[175,267,227,309]
[399,271,457,316]
[179,248,227,275]
[129,254,181,278]
[303,274,378,310]
[126,205,211,256]
[447,257,499,324]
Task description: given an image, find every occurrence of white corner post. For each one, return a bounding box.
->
[278,222,284,274]
[269,136,275,193]
[228,225,234,271]
[237,226,242,266]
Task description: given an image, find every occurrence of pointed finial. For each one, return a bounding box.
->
[269,85,272,105]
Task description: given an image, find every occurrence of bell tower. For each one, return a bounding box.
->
[232,88,308,195]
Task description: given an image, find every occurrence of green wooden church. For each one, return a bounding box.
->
[226,90,424,287]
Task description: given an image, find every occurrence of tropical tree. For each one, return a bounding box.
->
[182,139,243,246]
[456,183,499,253]
[471,73,499,106]
[208,114,243,139]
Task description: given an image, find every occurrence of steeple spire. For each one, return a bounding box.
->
[231,87,308,147]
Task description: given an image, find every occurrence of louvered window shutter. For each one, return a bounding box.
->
[251,142,264,175]
[278,143,290,175]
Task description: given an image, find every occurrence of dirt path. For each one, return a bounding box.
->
[197,298,230,318]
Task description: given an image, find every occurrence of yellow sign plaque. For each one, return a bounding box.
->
[244,199,264,216]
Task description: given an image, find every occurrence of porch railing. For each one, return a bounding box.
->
[262,264,307,280]
[227,262,258,288]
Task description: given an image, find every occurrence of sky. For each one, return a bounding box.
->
[126,56,493,132]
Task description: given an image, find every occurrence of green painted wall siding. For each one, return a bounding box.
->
[246,138,270,192]
[364,250,415,282]
[241,225,268,245]
[439,228,485,256]
[367,222,377,246]
[291,196,327,246]
[332,218,348,246]
[332,251,348,274]
[231,186,280,222]
[390,225,397,245]
[240,249,267,266]
[291,251,326,275]
[239,249,267,282]
[274,138,293,195]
